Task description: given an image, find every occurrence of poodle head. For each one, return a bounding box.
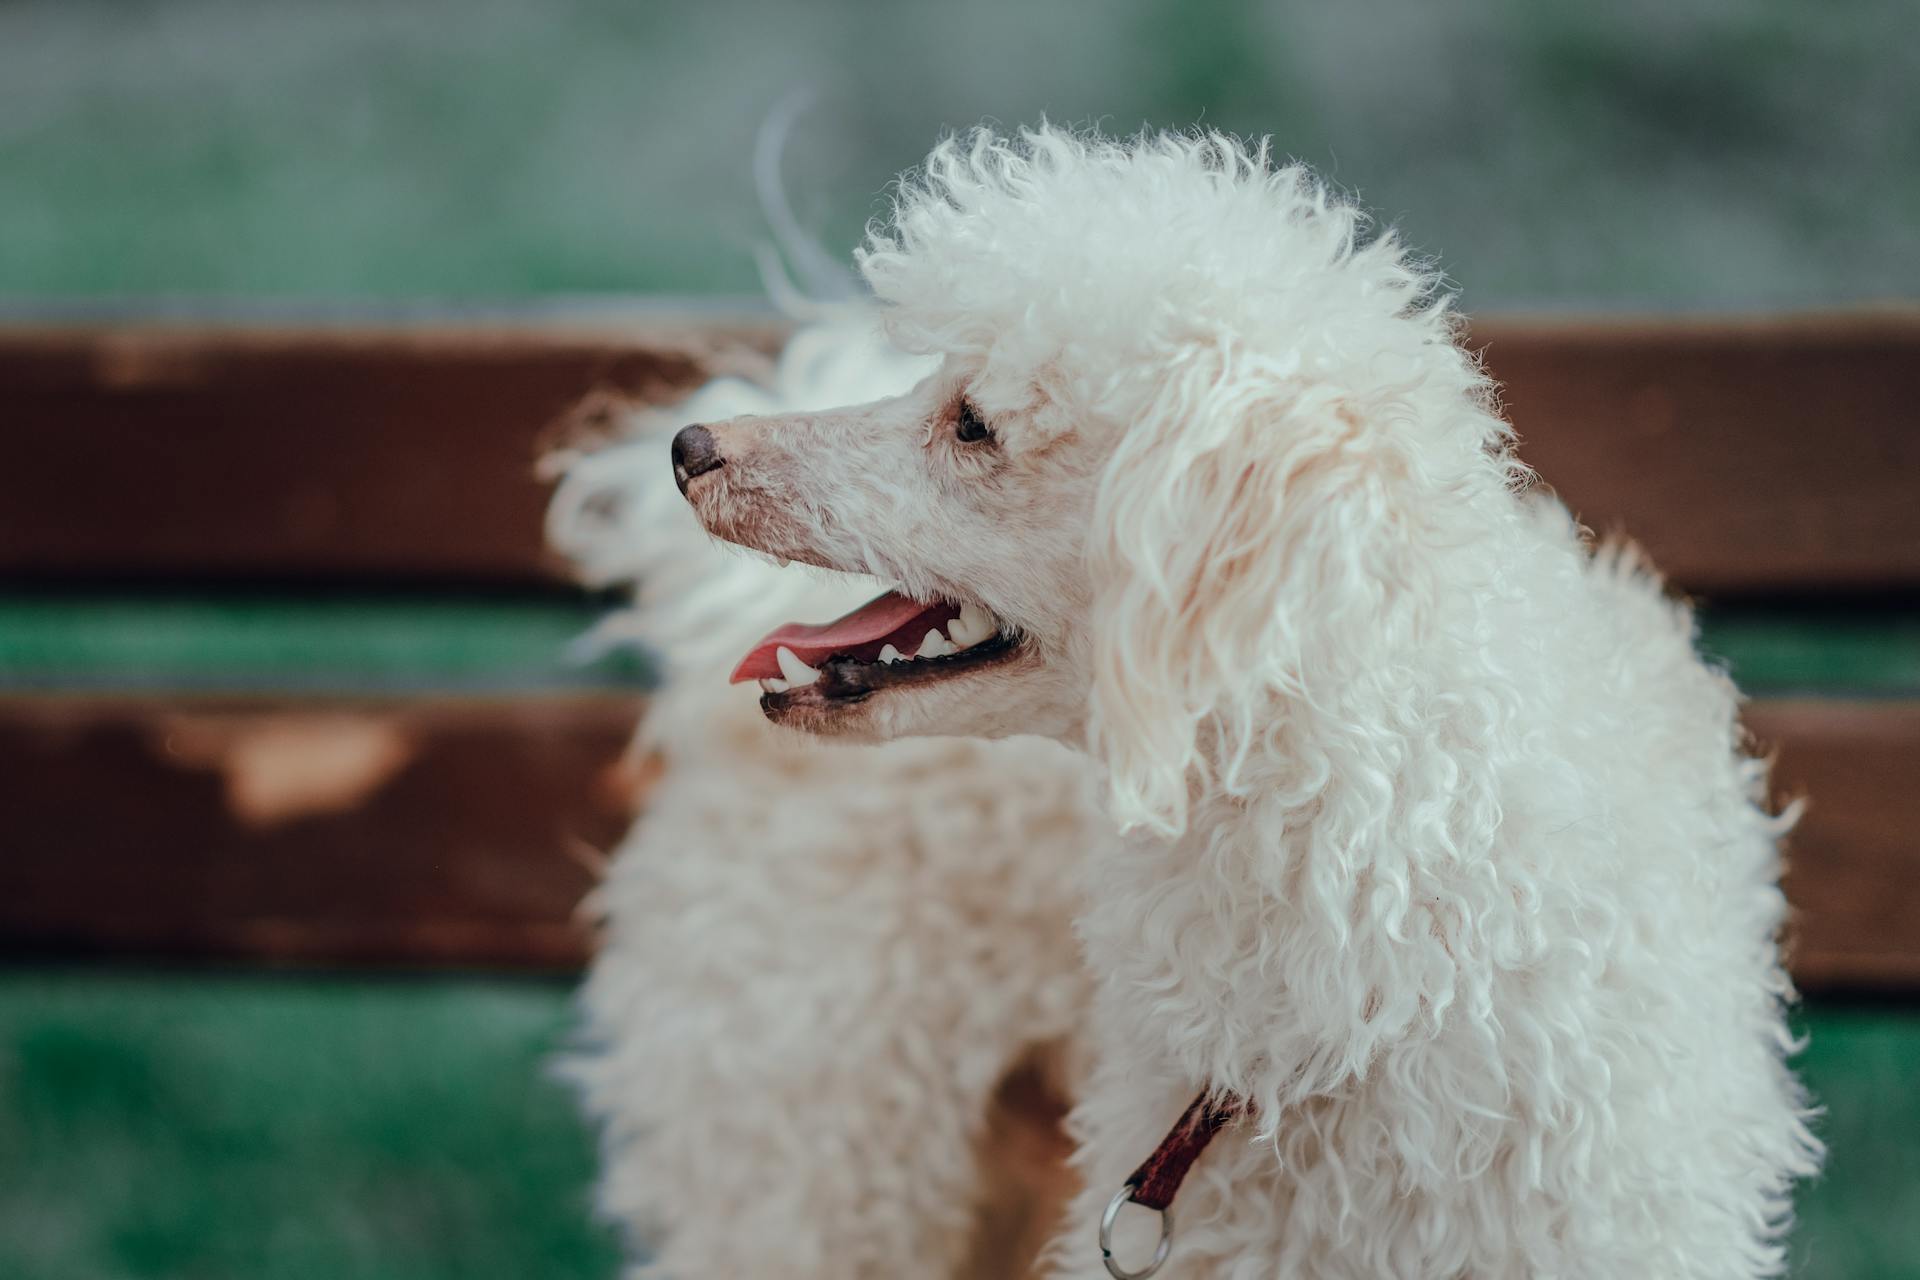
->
[679,126,1515,834]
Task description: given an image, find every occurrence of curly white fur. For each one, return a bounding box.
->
[657,126,1821,1278]
[548,312,1099,1278]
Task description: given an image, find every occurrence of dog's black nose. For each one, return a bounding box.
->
[671,423,724,493]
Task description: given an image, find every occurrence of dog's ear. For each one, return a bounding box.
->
[1086,348,1441,837]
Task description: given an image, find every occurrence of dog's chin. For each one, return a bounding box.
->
[759,640,1056,742]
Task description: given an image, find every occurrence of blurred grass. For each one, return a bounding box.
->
[1791,1010,1920,1280]
[0,975,621,1280]
[0,598,652,695]
[2,598,1913,697]
[1,975,1912,1279]
[3,0,1917,307]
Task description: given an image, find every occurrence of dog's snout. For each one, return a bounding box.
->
[671,423,724,493]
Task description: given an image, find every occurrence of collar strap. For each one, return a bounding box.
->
[1123,1089,1246,1212]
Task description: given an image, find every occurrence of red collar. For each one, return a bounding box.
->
[1125,1089,1246,1211]
[1099,1090,1248,1278]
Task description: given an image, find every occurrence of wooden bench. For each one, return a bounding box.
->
[3,310,1917,994]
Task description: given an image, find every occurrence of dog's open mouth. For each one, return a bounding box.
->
[730,590,1021,711]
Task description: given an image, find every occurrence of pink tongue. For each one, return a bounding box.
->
[730,591,954,683]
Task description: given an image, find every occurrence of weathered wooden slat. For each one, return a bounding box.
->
[0,695,639,968]
[1,313,1915,593]
[3,694,1915,990]
[1476,314,1920,594]
[0,321,776,585]
[1748,699,1920,992]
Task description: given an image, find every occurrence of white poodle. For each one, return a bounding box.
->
[548,317,1099,1278]
[653,127,1822,1278]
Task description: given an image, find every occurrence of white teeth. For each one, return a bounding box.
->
[758,677,789,694]
[878,644,904,665]
[915,629,955,660]
[775,646,820,687]
[773,555,791,569]
[948,602,995,649]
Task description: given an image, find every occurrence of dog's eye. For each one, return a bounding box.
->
[954,399,993,444]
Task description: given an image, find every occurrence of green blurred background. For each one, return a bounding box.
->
[4,0,1919,306]
[3,1,1917,1277]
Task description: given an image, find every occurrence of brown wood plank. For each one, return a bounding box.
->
[0,321,778,585]
[1748,698,1920,993]
[1473,313,1920,595]
[0,695,642,968]
[1,693,1914,990]
[1,312,1916,593]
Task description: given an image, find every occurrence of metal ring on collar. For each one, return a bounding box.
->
[1100,1184,1174,1280]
